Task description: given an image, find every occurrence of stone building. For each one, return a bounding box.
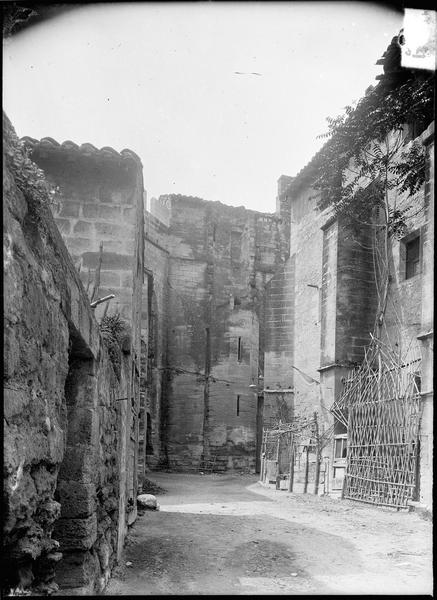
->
[3,114,144,595]
[263,39,434,508]
[157,195,289,472]
[132,193,289,473]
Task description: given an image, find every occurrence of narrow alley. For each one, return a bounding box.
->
[104,473,432,596]
[3,7,434,597]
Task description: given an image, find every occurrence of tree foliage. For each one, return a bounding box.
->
[314,72,434,238]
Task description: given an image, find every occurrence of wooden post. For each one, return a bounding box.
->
[303,443,310,494]
[275,435,280,483]
[288,439,295,492]
[314,411,321,496]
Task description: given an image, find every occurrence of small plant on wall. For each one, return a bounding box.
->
[5,132,62,211]
[100,313,131,380]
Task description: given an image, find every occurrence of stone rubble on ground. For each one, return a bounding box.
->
[137,494,159,510]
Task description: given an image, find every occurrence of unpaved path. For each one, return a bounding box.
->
[104,472,432,595]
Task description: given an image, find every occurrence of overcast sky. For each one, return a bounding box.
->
[3,2,403,213]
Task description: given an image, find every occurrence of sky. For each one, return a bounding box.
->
[2,2,404,213]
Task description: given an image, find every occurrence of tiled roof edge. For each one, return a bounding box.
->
[20,136,143,166]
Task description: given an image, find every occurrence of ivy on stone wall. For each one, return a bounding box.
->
[312,39,434,331]
[314,69,434,238]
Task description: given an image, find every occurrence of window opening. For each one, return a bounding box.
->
[146,413,154,455]
[237,337,242,362]
[334,436,347,459]
[405,236,420,279]
[237,395,240,416]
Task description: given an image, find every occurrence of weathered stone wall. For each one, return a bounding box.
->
[53,349,131,594]
[288,187,327,426]
[335,219,378,365]
[263,258,295,424]
[141,206,170,471]
[380,125,433,353]
[264,180,334,432]
[163,195,285,471]
[379,123,434,509]
[269,118,434,501]
[417,123,434,509]
[21,136,143,327]
[21,135,145,524]
[3,115,135,594]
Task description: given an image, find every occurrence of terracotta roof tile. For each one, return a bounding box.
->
[20,135,142,167]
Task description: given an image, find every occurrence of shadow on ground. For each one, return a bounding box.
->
[104,510,360,595]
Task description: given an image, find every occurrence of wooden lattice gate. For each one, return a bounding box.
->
[331,337,422,509]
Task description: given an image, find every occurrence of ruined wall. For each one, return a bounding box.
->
[21,136,144,523]
[164,196,285,471]
[3,116,135,594]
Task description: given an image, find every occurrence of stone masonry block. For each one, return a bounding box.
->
[3,387,31,419]
[55,549,97,589]
[82,251,133,271]
[82,204,99,219]
[99,271,121,287]
[64,237,94,255]
[99,205,121,220]
[59,202,80,218]
[54,218,71,235]
[123,207,136,223]
[94,222,127,238]
[120,271,133,288]
[73,221,94,235]
[57,482,96,519]
[58,446,97,484]
[53,514,97,551]
[66,407,98,446]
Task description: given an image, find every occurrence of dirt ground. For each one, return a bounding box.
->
[103,472,432,596]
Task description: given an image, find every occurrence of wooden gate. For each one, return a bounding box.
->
[331,337,422,508]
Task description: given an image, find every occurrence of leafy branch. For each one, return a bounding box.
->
[314,74,433,237]
[312,51,433,333]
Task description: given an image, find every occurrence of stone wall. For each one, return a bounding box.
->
[21,135,145,524]
[141,207,170,471]
[21,136,144,328]
[269,119,434,501]
[263,258,295,424]
[3,114,135,594]
[163,195,286,471]
[380,123,434,509]
[416,123,434,509]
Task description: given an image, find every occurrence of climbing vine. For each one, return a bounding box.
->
[314,73,433,238]
[312,63,433,331]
